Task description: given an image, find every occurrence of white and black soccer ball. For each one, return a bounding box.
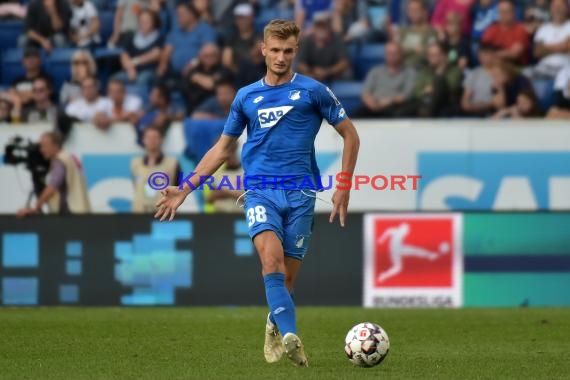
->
[344,322,390,367]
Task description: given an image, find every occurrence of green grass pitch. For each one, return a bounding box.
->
[1,307,569,379]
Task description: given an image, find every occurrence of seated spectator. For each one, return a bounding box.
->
[461,43,496,116]
[191,79,236,119]
[193,0,214,24]
[235,37,266,88]
[4,48,53,110]
[481,0,529,65]
[297,11,351,82]
[355,42,416,117]
[95,79,143,129]
[526,0,570,79]
[135,84,181,144]
[60,50,97,106]
[332,0,362,42]
[69,0,100,48]
[64,76,110,123]
[471,0,498,45]
[222,3,259,73]
[490,59,533,111]
[546,65,570,119]
[0,99,14,124]
[22,77,57,123]
[156,2,217,81]
[131,127,181,213]
[492,88,543,118]
[523,0,550,36]
[19,0,71,51]
[108,0,162,48]
[411,42,462,117]
[183,43,234,114]
[441,11,470,69]
[295,0,334,33]
[431,0,475,38]
[114,9,164,88]
[0,0,26,20]
[396,0,438,68]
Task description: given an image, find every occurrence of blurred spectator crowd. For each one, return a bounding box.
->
[1,0,570,137]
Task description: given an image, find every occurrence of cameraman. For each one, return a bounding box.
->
[17,131,91,216]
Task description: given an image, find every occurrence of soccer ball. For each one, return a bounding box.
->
[344,322,390,367]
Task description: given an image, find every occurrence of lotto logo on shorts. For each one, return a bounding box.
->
[363,214,463,308]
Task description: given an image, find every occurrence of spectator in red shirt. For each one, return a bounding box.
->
[481,0,530,65]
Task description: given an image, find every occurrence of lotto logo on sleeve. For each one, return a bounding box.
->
[363,214,463,308]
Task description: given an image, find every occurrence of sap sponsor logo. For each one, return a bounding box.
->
[258,106,293,128]
[418,152,570,210]
[253,96,264,104]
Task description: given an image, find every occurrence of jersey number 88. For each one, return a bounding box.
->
[247,205,267,227]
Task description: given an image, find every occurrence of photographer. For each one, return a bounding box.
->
[17,131,90,216]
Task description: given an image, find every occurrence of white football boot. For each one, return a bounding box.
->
[283,332,309,367]
[264,314,284,363]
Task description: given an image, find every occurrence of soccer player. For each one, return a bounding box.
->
[154,19,360,367]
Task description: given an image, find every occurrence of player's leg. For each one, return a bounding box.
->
[244,189,294,363]
[278,190,317,367]
[253,230,299,336]
[284,256,302,292]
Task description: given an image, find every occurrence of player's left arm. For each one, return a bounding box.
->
[330,118,360,227]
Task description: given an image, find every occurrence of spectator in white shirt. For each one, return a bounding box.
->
[94,78,142,129]
[526,0,570,79]
[69,0,100,48]
[64,76,110,124]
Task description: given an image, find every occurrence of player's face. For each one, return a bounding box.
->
[261,36,298,77]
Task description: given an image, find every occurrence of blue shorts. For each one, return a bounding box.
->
[243,189,316,261]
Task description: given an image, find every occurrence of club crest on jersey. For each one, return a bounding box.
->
[258,106,293,128]
[288,90,301,101]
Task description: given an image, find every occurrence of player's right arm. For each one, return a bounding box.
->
[154,135,238,222]
[155,90,247,221]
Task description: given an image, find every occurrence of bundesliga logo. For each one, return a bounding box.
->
[364,214,463,308]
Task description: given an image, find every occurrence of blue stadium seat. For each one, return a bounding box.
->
[331,81,364,115]
[354,43,385,80]
[183,118,225,162]
[532,78,555,112]
[1,49,25,85]
[45,48,76,93]
[0,21,24,52]
[99,10,115,44]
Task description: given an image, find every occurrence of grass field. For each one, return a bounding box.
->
[1,307,569,379]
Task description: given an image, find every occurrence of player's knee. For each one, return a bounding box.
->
[262,256,285,274]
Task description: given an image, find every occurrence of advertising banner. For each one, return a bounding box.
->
[1,121,569,213]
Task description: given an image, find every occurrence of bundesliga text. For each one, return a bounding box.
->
[147,172,421,191]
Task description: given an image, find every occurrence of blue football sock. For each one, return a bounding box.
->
[264,272,297,335]
[269,290,293,326]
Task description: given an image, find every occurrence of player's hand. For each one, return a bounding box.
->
[154,186,188,222]
[329,189,350,227]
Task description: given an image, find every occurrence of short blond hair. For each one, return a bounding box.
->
[263,19,300,42]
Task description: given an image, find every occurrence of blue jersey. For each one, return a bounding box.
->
[222,73,347,190]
